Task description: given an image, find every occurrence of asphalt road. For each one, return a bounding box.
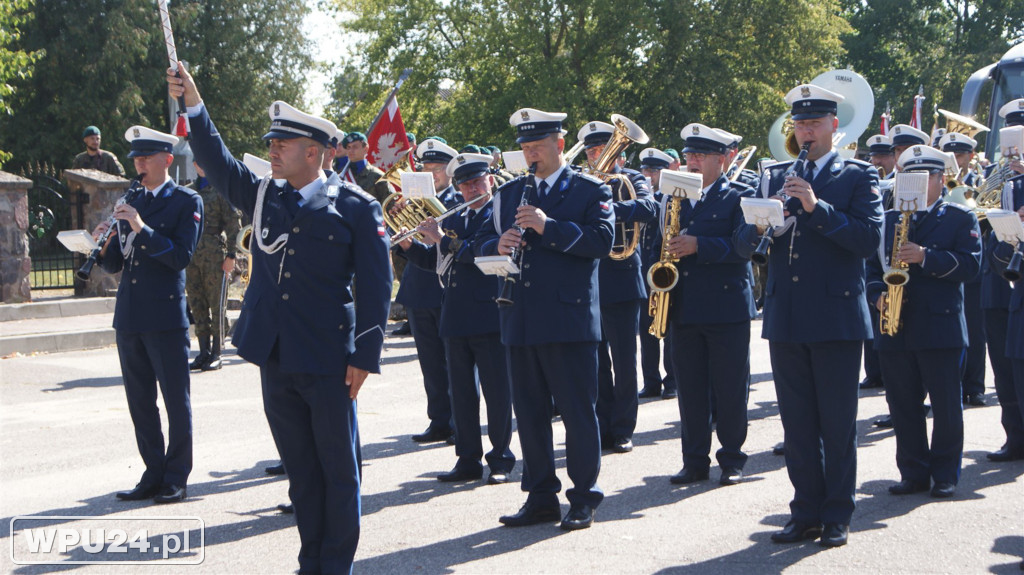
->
[1,321,1022,574]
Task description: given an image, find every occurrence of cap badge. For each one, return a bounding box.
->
[894,127,902,134]
[950,134,957,141]
[800,86,811,98]
[132,128,140,138]
[913,146,922,157]
[273,103,280,117]
[1019,101,1024,110]
[456,155,466,165]
[427,141,434,149]
[647,150,654,156]
[521,111,530,121]
[589,123,596,131]
[692,126,699,135]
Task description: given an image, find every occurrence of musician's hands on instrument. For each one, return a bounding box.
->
[345,366,369,399]
[92,221,111,243]
[783,175,818,213]
[113,203,145,233]
[666,234,698,257]
[221,257,236,274]
[417,217,443,245]
[875,296,885,313]
[1009,153,1023,175]
[515,205,546,235]
[396,227,413,251]
[165,61,201,107]
[898,241,926,264]
[498,228,523,256]
[1017,206,1024,221]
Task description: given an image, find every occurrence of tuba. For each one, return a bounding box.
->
[585,114,649,260]
[769,69,874,161]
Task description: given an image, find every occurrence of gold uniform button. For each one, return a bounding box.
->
[131,278,137,284]
[682,271,689,277]
[793,253,799,259]
[844,291,850,296]
[292,226,300,233]
[328,235,334,240]
[576,298,582,303]
[282,293,290,301]
[284,271,291,279]
[288,248,295,255]
[792,276,799,282]
[140,245,147,250]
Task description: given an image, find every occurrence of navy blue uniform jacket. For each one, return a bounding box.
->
[735,157,883,342]
[100,181,202,333]
[866,201,981,351]
[598,166,657,304]
[188,106,391,376]
[669,175,756,325]
[474,169,615,346]
[395,185,462,309]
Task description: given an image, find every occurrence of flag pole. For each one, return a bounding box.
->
[366,68,413,136]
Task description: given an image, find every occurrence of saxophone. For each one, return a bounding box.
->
[646,196,683,339]
[878,209,913,336]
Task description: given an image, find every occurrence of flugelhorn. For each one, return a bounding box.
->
[390,193,489,247]
[585,114,649,260]
[77,176,145,281]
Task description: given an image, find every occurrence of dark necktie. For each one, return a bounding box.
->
[141,192,154,210]
[283,188,301,218]
[803,160,816,182]
[538,181,549,200]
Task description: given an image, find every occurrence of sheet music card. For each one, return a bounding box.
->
[57,230,99,254]
[986,209,1024,245]
[740,198,785,229]
[1000,126,1024,157]
[400,172,436,199]
[502,151,528,174]
[474,255,519,276]
[893,172,929,212]
[659,170,703,200]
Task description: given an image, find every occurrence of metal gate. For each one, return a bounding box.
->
[23,165,80,290]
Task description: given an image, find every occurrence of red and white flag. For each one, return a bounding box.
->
[880,102,891,135]
[909,86,925,130]
[367,96,412,171]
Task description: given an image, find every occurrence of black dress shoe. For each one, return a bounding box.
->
[772,443,785,456]
[189,352,210,371]
[612,438,633,453]
[265,463,286,475]
[437,467,483,482]
[487,471,509,485]
[859,377,883,389]
[499,502,561,527]
[964,393,986,407]
[669,468,709,485]
[720,467,743,486]
[770,520,823,543]
[873,415,893,428]
[446,435,456,446]
[153,484,187,504]
[560,504,595,531]
[888,479,929,495]
[201,356,222,371]
[987,447,1024,462]
[931,482,956,498]
[819,523,849,548]
[411,427,454,443]
[392,321,411,336]
[277,503,294,514]
[638,386,661,399]
[662,388,678,400]
[115,482,161,501]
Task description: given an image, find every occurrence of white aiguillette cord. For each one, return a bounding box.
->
[252,175,291,283]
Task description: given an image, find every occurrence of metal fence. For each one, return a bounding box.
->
[22,165,80,290]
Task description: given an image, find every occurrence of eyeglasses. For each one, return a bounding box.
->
[683,152,719,161]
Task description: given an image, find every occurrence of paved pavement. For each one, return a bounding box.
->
[1,318,1022,574]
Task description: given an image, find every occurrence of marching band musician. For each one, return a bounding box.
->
[638,148,678,400]
[890,124,930,167]
[398,153,515,485]
[867,145,981,499]
[578,120,658,454]
[168,65,392,574]
[734,84,882,548]
[94,126,202,505]
[664,124,756,487]
[939,131,988,407]
[985,98,1024,462]
[474,108,614,530]
[860,134,896,392]
[395,138,463,444]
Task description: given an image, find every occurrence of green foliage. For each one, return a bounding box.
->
[0,0,313,174]
[330,0,851,156]
[0,0,43,167]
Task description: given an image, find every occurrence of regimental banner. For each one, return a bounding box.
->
[367,96,412,171]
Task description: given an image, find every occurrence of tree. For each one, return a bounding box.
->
[329,0,851,158]
[0,0,313,174]
[0,0,43,167]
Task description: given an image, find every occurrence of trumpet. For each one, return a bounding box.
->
[495,162,537,307]
[390,193,490,247]
[76,176,145,281]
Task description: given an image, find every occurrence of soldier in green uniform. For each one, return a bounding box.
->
[72,126,126,177]
[341,132,390,203]
[186,162,242,371]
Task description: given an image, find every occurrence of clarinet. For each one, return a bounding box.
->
[752,143,811,265]
[495,162,538,307]
[76,176,145,281]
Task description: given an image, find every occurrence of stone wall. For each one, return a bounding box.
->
[64,169,129,297]
[0,171,32,303]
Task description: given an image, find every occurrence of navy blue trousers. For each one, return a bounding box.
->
[445,333,515,474]
[262,346,360,575]
[879,348,965,485]
[596,299,641,441]
[508,342,603,509]
[670,321,750,472]
[408,306,452,432]
[1013,359,1024,450]
[115,328,192,487]
[863,306,882,381]
[769,340,860,525]
[986,309,1023,450]
[962,281,986,395]
[639,309,676,391]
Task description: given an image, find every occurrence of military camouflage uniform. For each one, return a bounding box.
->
[72,150,126,177]
[186,180,242,346]
[351,162,390,203]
